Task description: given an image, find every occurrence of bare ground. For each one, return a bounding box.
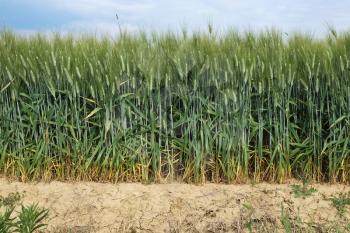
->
[1,178,350,233]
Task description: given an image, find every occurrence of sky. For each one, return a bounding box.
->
[0,0,350,36]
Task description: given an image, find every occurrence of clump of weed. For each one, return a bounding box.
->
[0,192,48,233]
[0,192,23,209]
[16,204,49,233]
[329,191,350,217]
[291,180,317,198]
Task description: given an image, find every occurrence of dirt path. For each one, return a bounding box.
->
[1,179,349,233]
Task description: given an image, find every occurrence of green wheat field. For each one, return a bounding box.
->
[0,29,349,183]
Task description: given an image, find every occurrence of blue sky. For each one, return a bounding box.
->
[0,0,350,36]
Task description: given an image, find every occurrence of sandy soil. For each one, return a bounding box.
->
[1,179,349,233]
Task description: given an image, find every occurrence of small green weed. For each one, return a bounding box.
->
[16,204,49,233]
[329,192,350,216]
[0,208,15,233]
[242,202,254,233]
[280,205,292,233]
[0,192,22,208]
[291,181,317,198]
[0,193,48,233]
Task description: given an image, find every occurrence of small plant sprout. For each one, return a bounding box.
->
[329,192,350,217]
[291,179,317,198]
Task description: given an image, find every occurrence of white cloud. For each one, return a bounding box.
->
[62,20,140,35]
[8,0,350,36]
[44,0,154,16]
[31,0,154,35]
